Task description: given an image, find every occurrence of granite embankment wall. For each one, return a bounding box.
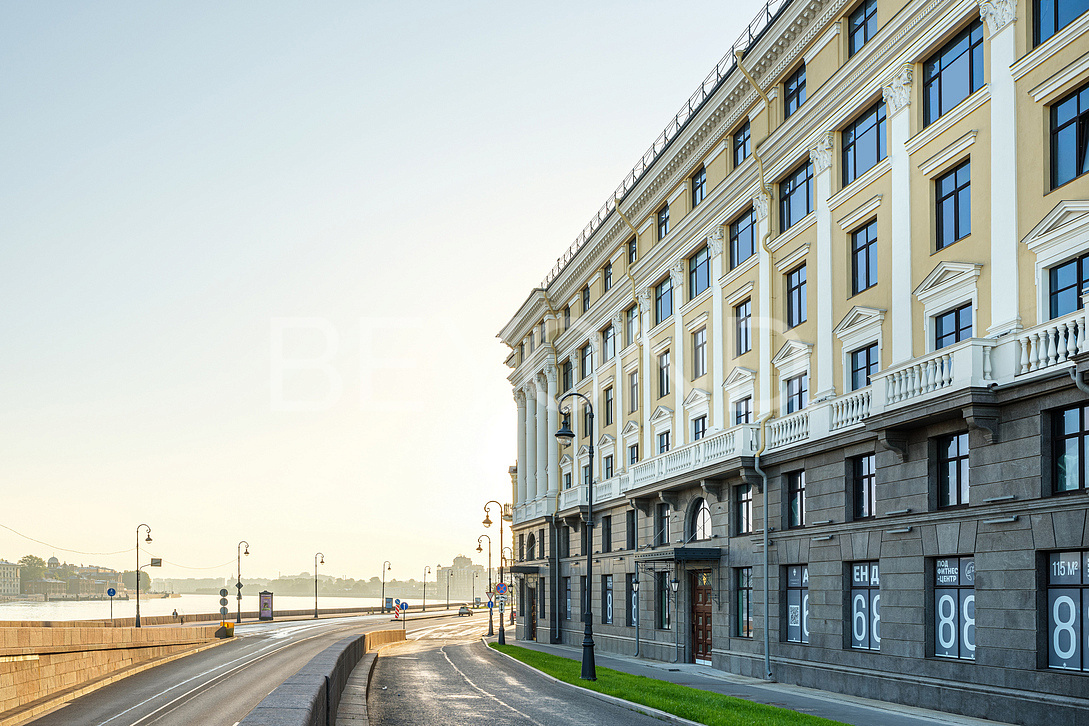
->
[0,621,221,718]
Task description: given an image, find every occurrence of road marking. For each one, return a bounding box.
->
[438,645,546,726]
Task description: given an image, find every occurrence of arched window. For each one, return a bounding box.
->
[690,498,712,541]
[526,533,536,560]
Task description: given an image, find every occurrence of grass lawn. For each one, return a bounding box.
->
[490,643,846,726]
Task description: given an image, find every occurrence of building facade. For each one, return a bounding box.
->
[498,0,1089,722]
[0,562,19,597]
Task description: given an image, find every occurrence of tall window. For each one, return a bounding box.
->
[923,20,984,126]
[603,262,613,292]
[658,430,671,454]
[689,246,711,299]
[851,220,878,294]
[784,64,806,118]
[693,327,707,378]
[1050,252,1089,319]
[787,471,806,528]
[626,510,636,550]
[693,415,707,441]
[1051,81,1089,189]
[843,101,886,186]
[657,204,670,240]
[1056,404,1089,493]
[563,305,571,331]
[561,360,573,391]
[625,305,638,346]
[582,284,591,312]
[736,483,753,534]
[655,503,670,546]
[736,299,752,355]
[580,575,587,619]
[627,237,638,264]
[937,432,970,507]
[934,556,975,660]
[852,453,876,519]
[583,405,592,437]
[785,565,809,644]
[602,326,615,361]
[730,207,757,268]
[563,472,571,491]
[851,343,879,390]
[628,371,639,412]
[601,516,612,552]
[1035,0,1089,45]
[563,577,571,619]
[602,574,614,624]
[780,161,814,231]
[628,443,639,465]
[655,278,673,325]
[850,561,881,650]
[736,568,753,637]
[580,343,593,378]
[691,166,707,207]
[936,160,971,249]
[1047,550,1089,670]
[935,303,972,349]
[848,0,878,56]
[786,373,808,413]
[658,350,671,397]
[604,387,614,426]
[656,571,672,629]
[582,463,591,488]
[786,264,807,328]
[691,498,712,540]
[734,121,751,166]
[735,396,753,425]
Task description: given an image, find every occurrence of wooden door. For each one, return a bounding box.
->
[527,587,537,640]
[692,570,712,664]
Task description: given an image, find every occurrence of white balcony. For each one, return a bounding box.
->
[871,338,995,412]
[630,424,760,487]
[1011,308,1089,377]
[766,408,809,450]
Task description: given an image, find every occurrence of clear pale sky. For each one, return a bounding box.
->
[0,1,767,584]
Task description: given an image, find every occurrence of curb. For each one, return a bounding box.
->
[0,638,229,726]
[482,638,703,726]
[334,635,409,725]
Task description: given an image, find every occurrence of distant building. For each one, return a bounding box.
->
[436,555,490,602]
[25,579,65,598]
[0,561,19,596]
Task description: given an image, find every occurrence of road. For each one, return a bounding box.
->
[368,621,673,726]
[26,612,457,726]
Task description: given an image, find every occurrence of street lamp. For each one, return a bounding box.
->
[313,553,324,619]
[633,572,640,657]
[422,566,431,612]
[556,392,596,680]
[484,500,509,645]
[236,541,249,624]
[502,546,515,625]
[446,570,452,609]
[135,524,152,628]
[381,561,391,613]
[473,572,478,605]
[477,535,493,637]
[670,576,680,663]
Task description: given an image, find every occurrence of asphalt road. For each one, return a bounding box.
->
[368,621,672,726]
[26,612,457,726]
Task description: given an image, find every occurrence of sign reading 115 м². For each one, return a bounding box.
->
[1048,550,1089,671]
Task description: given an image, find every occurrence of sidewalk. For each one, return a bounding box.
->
[494,637,1012,726]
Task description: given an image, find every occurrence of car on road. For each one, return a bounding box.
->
[458,606,473,616]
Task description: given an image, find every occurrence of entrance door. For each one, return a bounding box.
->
[527,586,537,640]
[691,570,712,664]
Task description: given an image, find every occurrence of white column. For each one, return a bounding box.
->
[638,289,653,455]
[524,380,538,502]
[755,190,773,415]
[515,389,527,505]
[536,372,548,500]
[811,131,836,400]
[670,261,686,444]
[708,226,726,429]
[545,363,559,499]
[884,64,915,364]
[589,338,601,477]
[611,314,624,459]
[981,0,1021,336]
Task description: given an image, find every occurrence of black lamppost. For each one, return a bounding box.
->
[313,552,324,619]
[236,540,249,624]
[422,566,430,612]
[446,570,452,609]
[477,534,493,636]
[135,524,152,628]
[633,571,641,657]
[381,561,391,613]
[556,392,596,680]
[670,576,680,662]
[502,546,515,625]
[473,572,478,605]
[483,500,508,645]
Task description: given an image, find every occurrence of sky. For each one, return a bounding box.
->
[0,1,768,584]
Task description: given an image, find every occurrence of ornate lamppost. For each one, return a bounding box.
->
[313,552,324,619]
[477,534,492,636]
[422,566,430,612]
[483,500,508,645]
[381,561,391,613]
[236,540,249,624]
[135,524,152,628]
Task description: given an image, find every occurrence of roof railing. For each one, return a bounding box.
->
[541,0,792,289]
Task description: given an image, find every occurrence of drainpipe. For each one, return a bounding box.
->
[734,47,777,683]
[752,414,774,681]
[1071,367,1089,395]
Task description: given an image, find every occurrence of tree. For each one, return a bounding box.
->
[18,555,45,583]
[122,571,151,590]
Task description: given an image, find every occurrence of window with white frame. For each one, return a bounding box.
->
[786,373,808,413]
[735,396,753,425]
[693,415,707,441]
[658,430,671,454]
[693,327,707,378]
[658,351,671,398]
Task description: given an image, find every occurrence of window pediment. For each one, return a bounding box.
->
[1023,200,1089,260]
[682,388,711,408]
[913,262,982,304]
[621,420,641,437]
[723,366,757,393]
[649,405,674,425]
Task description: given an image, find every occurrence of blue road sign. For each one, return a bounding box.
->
[495,582,508,595]
[107,588,116,597]
[394,599,401,606]
[487,601,494,608]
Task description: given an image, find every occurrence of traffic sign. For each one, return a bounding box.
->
[487,601,494,608]
[497,595,507,603]
[220,588,228,597]
[150,558,162,567]
[220,607,229,617]
[219,598,229,607]
[107,588,116,597]
[236,581,243,590]
[495,582,508,595]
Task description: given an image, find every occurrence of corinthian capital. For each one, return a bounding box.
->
[809,131,835,174]
[669,260,686,288]
[637,288,653,315]
[753,189,771,221]
[978,0,1016,31]
[882,64,913,115]
[707,225,725,256]
[524,379,537,397]
[544,363,558,384]
[514,388,526,407]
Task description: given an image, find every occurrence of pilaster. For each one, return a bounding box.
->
[670,261,686,443]
[708,226,726,429]
[811,131,836,401]
[514,389,527,505]
[545,364,559,499]
[883,64,915,364]
[524,380,538,501]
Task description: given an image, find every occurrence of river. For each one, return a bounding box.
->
[0,593,437,622]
